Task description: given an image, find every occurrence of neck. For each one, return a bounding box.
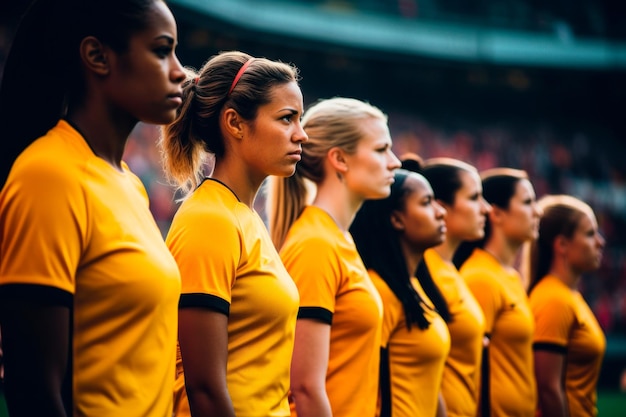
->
[313,179,363,232]
[67,105,136,172]
[212,159,264,208]
[398,239,424,278]
[548,263,581,290]
[483,237,521,268]
[432,237,460,263]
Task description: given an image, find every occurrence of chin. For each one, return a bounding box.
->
[370,187,392,199]
[273,165,298,178]
[472,230,485,240]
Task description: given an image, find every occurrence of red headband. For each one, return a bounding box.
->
[228,58,254,95]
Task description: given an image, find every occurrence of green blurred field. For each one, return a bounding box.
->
[598,390,626,417]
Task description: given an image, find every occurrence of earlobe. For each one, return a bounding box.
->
[80,36,109,76]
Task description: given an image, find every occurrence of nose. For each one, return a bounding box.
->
[171,54,186,84]
[293,120,308,143]
[597,232,606,248]
[481,198,492,214]
[434,201,447,219]
[388,150,401,170]
[533,202,543,218]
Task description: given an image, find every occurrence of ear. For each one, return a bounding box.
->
[222,108,245,140]
[327,147,349,174]
[80,36,110,76]
[390,210,405,232]
[553,235,569,256]
[488,205,504,226]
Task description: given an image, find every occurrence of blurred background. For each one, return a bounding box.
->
[1,0,625,414]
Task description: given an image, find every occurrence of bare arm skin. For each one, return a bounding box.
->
[290,319,333,417]
[178,308,235,417]
[0,302,70,417]
[534,349,569,417]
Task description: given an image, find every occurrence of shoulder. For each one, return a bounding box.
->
[530,277,574,311]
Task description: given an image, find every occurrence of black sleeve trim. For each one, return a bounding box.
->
[0,284,72,308]
[379,347,391,417]
[179,293,230,316]
[533,342,567,354]
[297,307,333,324]
[480,345,490,417]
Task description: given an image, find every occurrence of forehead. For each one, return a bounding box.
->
[576,210,598,230]
[356,117,390,146]
[264,81,302,109]
[404,173,432,196]
[458,169,481,190]
[136,1,177,38]
[513,178,534,198]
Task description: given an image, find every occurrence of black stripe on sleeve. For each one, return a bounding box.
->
[0,284,72,308]
[481,344,490,417]
[297,307,333,324]
[179,293,230,316]
[533,342,567,354]
[379,347,391,417]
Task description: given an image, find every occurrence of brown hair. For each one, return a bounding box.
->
[159,51,299,196]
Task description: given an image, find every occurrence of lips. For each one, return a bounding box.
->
[168,92,183,106]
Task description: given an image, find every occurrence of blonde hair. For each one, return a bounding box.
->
[266,97,387,249]
[159,51,299,196]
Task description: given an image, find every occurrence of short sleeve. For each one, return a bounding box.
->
[0,155,86,296]
[465,273,501,335]
[166,204,241,309]
[531,290,573,347]
[281,235,341,314]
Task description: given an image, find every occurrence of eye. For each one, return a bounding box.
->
[155,46,173,58]
[377,143,391,153]
[280,111,298,123]
[470,193,480,201]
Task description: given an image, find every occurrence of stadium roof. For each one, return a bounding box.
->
[170,0,626,70]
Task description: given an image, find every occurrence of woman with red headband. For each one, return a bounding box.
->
[159,50,308,417]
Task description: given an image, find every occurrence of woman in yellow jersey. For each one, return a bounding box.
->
[159,51,307,417]
[266,97,400,417]
[416,156,490,417]
[454,168,542,417]
[0,1,185,416]
[526,195,606,417]
[350,161,451,417]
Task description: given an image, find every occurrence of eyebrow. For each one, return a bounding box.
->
[155,35,175,44]
[277,108,300,115]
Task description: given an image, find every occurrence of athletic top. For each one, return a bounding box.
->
[0,120,181,417]
[372,269,450,417]
[280,205,383,417]
[530,275,606,417]
[168,178,299,417]
[460,248,536,417]
[424,248,485,417]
